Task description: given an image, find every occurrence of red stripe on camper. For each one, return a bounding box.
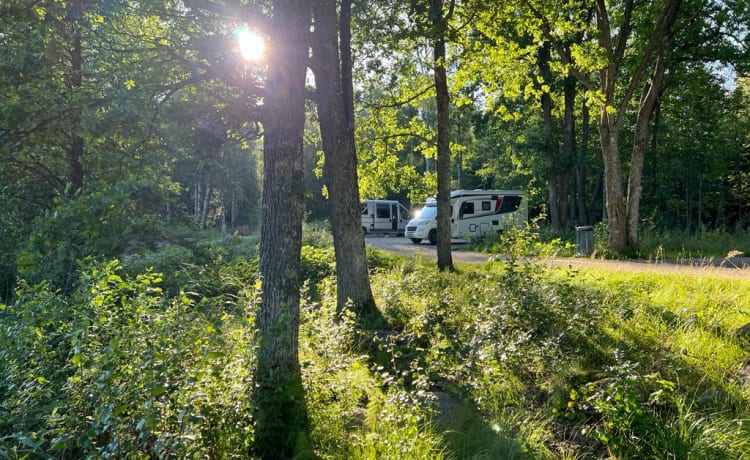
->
[495,198,503,212]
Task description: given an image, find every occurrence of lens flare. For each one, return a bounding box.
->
[237,27,265,61]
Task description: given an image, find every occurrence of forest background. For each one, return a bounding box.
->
[1,0,749,297]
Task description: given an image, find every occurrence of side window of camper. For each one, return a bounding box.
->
[460,201,475,217]
[360,203,368,215]
[376,204,390,218]
[498,195,522,213]
[481,201,491,211]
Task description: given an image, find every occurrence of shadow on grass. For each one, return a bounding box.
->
[352,309,527,459]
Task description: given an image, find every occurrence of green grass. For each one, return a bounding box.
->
[467,222,750,261]
[2,239,749,459]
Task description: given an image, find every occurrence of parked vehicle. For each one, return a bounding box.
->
[360,199,411,236]
[405,190,528,244]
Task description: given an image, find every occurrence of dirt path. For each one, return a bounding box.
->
[365,235,750,280]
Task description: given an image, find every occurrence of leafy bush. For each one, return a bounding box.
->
[300,245,335,284]
[468,220,575,260]
[0,259,256,458]
[16,181,172,292]
[302,220,333,247]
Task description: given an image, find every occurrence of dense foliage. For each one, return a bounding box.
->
[2,238,749,458]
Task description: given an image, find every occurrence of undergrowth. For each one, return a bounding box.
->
[1,233,748,459]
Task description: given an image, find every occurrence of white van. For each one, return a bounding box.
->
[360,199,411,236]
[405,190,528,244]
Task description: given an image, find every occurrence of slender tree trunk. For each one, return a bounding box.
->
[593,0,682,252]
[625,0,679,245]
[220,190,226,234]
[311,0,377,316]
[231,190,237,229]
[253,1,311,456]
[576,99,590,224]
[538,43,561,229]
[430,0,454,271]
[194,182,201,226]
[200,181,211,230]
[66,0,84,194]
[560,73,576,228]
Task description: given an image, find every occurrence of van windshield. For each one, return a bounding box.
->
[415,206,437,219]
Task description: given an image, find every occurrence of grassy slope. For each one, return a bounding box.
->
[309,257,750,459]
[2,240,748,459]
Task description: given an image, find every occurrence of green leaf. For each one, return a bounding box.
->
[71,353,85,366]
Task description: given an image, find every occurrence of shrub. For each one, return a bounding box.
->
[0,259,256,458]
[16,181,171,292]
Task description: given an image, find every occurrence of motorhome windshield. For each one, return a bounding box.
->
[415,206,437,219]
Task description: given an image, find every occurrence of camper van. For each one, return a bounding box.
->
[360,199,411,236]
[405,190,528,244]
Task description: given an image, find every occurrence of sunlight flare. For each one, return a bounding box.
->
[236,26,265,61]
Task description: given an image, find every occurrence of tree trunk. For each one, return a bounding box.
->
[231,190,237,229]
[220,190,226,234]
[576,99,590,224]
[200,181,211,230]
[430,0,454,271]
[194,182,201,226]
[599,111,628,252]
[311,0,377,317]
[537,43,565,230]
[625,0,680,245]
[593,0,682,252]
[66,0,84,194]
[560,73,576,228]
[254,0,311,456]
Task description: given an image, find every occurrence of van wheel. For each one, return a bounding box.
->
[428,229,437,245]
[410,238,422,244]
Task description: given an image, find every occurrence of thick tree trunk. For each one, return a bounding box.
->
[599,112,628,252]
[254,0,311,457]
[311,0,377,317]
[429,0,453,271]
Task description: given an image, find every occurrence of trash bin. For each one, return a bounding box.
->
[576,226,594,256]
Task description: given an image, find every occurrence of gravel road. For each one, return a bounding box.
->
[364,234,750,279]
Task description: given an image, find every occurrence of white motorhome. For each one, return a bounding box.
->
[360,199,411,236]
[405,190,528,244]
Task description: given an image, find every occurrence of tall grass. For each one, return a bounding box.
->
[635,228,750,261]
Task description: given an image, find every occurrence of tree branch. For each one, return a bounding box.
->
[365,84,436,109]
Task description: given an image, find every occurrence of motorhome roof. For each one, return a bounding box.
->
[450,189,525,198]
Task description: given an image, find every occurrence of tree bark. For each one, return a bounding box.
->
[593,0,682,252]
[253,0,311,456]
[200,181,211,230]
[576,98,590,224]
[66,0,84,194]
[560,73,576,227]
[311,0,377,317]
[625,0,680,246]
[194,182,201,226]
[538,43,561,229]
[430,0,454,271]
[599,111,628,252]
